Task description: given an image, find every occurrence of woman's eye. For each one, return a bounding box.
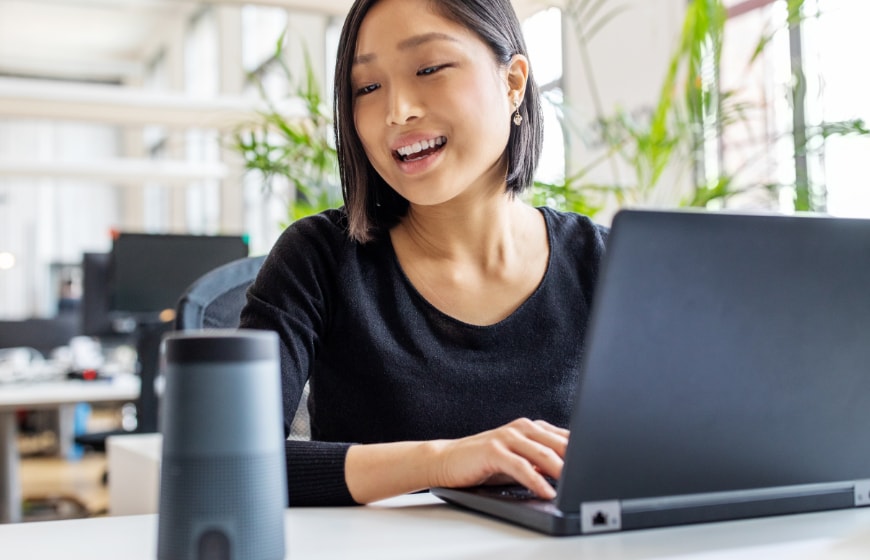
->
[418,65,443,76]
[355,83,380,96]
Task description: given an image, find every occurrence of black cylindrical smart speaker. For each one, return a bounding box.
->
[157,330,287,560]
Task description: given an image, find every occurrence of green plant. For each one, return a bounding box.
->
[552,0,738,211]
[542,0,869,215]
[232,33,340,225]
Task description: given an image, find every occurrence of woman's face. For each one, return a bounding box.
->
[351,0,524,209]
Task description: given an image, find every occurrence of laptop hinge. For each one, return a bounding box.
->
[855,480,870,507]
[580,501,622,533]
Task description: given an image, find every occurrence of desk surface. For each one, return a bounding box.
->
[0,373,140,410]
[2,493,870,560]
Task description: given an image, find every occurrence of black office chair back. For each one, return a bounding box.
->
[174,255,311,440]
[175,255,267,330]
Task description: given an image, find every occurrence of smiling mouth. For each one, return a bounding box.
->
[394,136,447,162]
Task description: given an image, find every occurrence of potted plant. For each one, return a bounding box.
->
[231,33,340,226]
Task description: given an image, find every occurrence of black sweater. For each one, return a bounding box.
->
[240,207,609,505]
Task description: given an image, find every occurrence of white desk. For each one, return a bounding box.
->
[0,493,869,559]
[0,374,140,523]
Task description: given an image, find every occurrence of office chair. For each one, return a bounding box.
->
[174,255,311,440]
[175,255,265,330]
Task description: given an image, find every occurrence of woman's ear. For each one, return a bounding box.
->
[506,54,530,106]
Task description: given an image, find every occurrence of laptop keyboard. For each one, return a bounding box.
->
[478,477,557,501]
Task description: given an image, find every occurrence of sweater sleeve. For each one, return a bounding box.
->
[240,211,360,506]
[283,440,356,506]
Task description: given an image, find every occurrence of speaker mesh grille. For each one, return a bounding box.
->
[157,453,285,560]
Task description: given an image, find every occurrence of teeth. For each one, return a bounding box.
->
[396,136,445,157]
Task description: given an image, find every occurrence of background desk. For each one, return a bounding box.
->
[0,374,140,523]
[0,493,869,559]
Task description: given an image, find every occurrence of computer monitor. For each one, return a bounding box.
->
[81,252,116,337]
[109,233,249,319]
[0,316,80,356]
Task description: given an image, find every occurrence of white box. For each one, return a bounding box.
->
[106,433,162,516]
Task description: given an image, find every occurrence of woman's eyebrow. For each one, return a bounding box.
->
[397,31,459,50]
[353,32,459,66]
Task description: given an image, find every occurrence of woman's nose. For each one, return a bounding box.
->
[386,85,422,126]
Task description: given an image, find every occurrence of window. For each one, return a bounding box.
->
[720,1,794,210]
[242,6,289,74]
[523,8,566,185]
[805,0,870,217]
[721,0,870,215]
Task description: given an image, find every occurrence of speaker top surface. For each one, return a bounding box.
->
[163,329,278,364]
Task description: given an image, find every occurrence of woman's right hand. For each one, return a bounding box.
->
[426,418,569,500]
[345,418,569,504]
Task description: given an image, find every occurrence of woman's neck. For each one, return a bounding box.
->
[395,193,535,270]
[389,192,549,326]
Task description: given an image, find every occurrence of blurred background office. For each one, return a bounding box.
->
[1,0,868,320]
[0,0,867,521]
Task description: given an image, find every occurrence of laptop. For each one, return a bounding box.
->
[431,209,870,535]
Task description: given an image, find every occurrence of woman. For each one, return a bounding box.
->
[240,0,609,506]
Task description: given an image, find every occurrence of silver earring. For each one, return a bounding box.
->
[512,101,523,126]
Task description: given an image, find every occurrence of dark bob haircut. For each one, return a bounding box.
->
[333,0,544,243]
